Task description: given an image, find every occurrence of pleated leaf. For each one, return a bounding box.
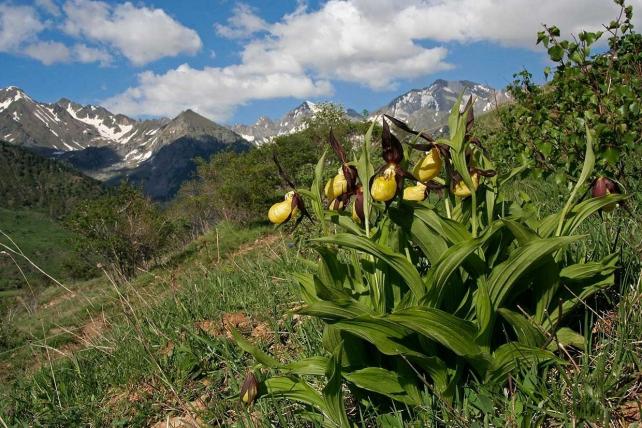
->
[314,233,425,299]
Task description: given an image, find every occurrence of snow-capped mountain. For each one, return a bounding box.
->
[232,101,364,145]
[370,79,511,132]
[233,80,507,144]
[0,86,250,199]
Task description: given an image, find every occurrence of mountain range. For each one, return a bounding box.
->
[0,86,250,199]
[0,80,509,200]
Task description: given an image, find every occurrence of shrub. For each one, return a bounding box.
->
[488,0,642,190]
[66,184,177,279]
[234,99,626,425]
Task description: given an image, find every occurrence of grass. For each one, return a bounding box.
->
[1,221,322,426]
[1,188,641,426]
[0,207,93,296]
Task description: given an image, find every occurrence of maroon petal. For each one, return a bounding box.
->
[384,114,435,142]
[328,130,348,164]
[273,152,297,190]
[382,117,404,164]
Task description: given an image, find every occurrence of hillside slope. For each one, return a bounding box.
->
[0,140,103,218]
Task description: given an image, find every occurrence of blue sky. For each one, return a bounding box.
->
[0,0,636,125]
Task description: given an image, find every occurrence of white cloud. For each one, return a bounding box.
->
[24,40,70,65]
[73,43,112,66]
[0,4,44,51]
[35,0,62,16]
[106,0,642,120]
[215,3,269,39]
[104,63,332,121]
[62,0,202,66]
[393,0,642,48]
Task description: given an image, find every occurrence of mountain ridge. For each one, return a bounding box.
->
[0,80,509,199]
[0,88,251,199]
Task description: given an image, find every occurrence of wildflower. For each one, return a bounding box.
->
[240,372,259,405]
[326,131,358,208]
[268,154,312,226]
[370,118,414,203]
[453,173,479,198]
[412,148,442,182]
[403,182,428,201]
[328,197,345,211]
[268,191,298,224]
[325,168,348,201]
[371,165,398,202]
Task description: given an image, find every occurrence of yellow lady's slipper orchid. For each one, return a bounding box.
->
[371,165,397,202]
[268,191,296,224]
[324,168,348,201]
[412,148,442,182]
[403,182,427,201]
[453,174,479,198]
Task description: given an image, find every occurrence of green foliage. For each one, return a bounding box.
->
[66,184,177,279]
[171,104,377,226]
[235,101,622,425]
[487,1,642,188]
[0,141,103,218]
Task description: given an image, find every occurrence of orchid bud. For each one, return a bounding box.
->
[412,148,442,182]
[240,372,259,405]
[591,176,619,211]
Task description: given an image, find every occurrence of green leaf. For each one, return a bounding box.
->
[561,194,629,236]
[555,126,595,237]
[548,45,564,62]
[475,280,493,347]
[343,367,419,405]
[283,356,330,376]
[297,299,371,321]
[413,205,471,243]
[555,327,585,349]
[424,238,484,305]
[560,253,618,281]
[231,328,280,368]
[332,316,425,358]
[387,307,484,359]
[488,236,580,309]
[262,376,326,411]
[314,233,425,299]
[485,343,557,384]
[497,308,545,347]
[322,344,350,427]
[389,204,448,264]
[502,218,540,245]
[326,212,365,236]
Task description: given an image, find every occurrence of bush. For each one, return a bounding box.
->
[66,184,177,279]
[234,99,626,425]
[488,0,642,190]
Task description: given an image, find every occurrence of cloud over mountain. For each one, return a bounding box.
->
[106,0,641,121]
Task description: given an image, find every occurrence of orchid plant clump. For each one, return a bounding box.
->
[239,97,627,426]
